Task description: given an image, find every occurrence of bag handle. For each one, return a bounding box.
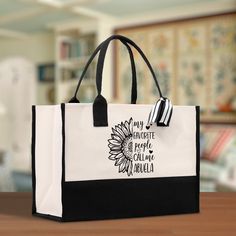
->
[69,37,137,104]
[93,35,168,127]
[95,35,163,98]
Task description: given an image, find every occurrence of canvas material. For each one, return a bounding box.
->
[64,103,197,181]
[34,103,197,219]
[35,105,62,217]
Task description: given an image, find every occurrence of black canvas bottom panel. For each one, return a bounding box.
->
[62,176,199,222]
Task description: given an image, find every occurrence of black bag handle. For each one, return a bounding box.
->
[69,37,137,104]
[95,35,163,98]
[93,35,164,127]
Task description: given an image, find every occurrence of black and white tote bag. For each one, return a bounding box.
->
[32,35,200,222]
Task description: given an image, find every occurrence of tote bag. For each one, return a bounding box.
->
[32,35,200,222]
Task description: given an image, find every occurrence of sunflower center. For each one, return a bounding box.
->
[122,136,133,159]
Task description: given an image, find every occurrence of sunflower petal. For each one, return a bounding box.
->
[114,152,124,159]
[108,139,121,146]
[129,117,133,134]
[122,159,127,172]
[127,160,133,176]
[120,122,128,136]
[108,143,121,148]
[109,150,121,155]
[125,159,129,171]
[108,144,121,151]
[112,127,124,140]
[115,156,125,166]
[124,120,131,135]
[119,160,126,172]
[108,154,117,160]
[111,134,122,142]
[116,125,125,139]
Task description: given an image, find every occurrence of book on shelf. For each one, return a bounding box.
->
[59,37,94,60]
[60,42,70,60]
[38,64,55,82]
[60,68,94,81]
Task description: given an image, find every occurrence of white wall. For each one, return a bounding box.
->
[0,32,55,64]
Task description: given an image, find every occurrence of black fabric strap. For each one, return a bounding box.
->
[69,38,137,104]
[96,35,162,98]
[93,35,164,127]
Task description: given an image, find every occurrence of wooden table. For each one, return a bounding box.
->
[0,193,235,236]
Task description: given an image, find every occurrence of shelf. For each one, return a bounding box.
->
[55,30,97,103]
[58,56,92,68]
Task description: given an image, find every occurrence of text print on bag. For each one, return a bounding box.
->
[108,118,155,176]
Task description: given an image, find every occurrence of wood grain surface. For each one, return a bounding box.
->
[0,192,235,236]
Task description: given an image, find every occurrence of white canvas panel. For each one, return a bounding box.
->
[35,105,62,217]
[64,104,197,181]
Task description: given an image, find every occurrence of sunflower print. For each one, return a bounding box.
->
[108,118,133,176]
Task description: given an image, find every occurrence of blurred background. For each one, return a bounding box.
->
[0,0,235,192]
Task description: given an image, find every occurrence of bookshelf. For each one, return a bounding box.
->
[36,63,55,105]
[55,30,97,103]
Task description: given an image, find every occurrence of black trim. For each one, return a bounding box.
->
[31,105,36,214]
[61,103,66,219]
[195,106,200,212]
